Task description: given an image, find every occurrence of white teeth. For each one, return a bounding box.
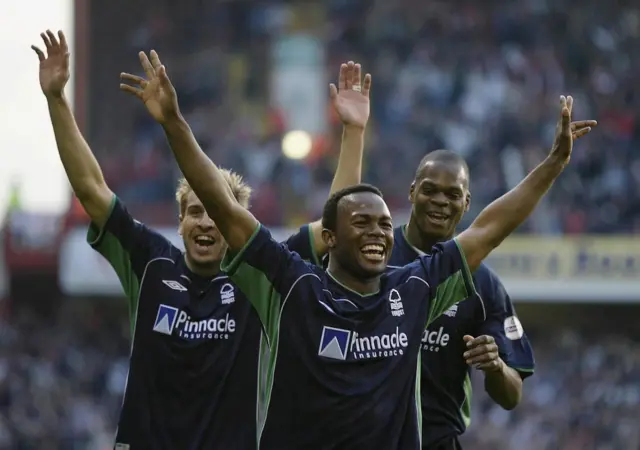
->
[361,244,384,253]
[195,236,214,245]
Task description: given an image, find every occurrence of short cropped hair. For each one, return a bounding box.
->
[321,183,384,232]
[415,149,469,186]
[175,169,252,215]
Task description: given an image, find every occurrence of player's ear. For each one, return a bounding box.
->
[321,228,337,250]
[464,191,471,213]
[408,181,416,203]
[178,215,184,236]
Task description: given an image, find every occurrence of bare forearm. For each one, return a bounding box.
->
[310,126,365,256]
[330,126,364,193]
[484,360,523,410]
[461,155,565,269]
[161,116,257,250]
[162,116,234,211]
[47,94,111,224]
[48,95,104,195]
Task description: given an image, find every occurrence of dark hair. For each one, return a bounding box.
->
[321,183,383,231]
[415,149,469,185]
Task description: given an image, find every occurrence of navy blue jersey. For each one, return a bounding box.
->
[89,197,315,450]
[221,224,475,450]
[389,226,535,448]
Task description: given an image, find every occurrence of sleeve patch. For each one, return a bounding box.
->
[504,315,524,340]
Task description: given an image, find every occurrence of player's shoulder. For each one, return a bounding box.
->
[472,262,510,306]
[472,262,502,291]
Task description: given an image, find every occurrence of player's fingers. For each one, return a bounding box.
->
[150,49,162,70]
[466,335,494,347]
[58,30,68,52]
[572,127,592,140]
[338,63,347,91]
[158,65,173,89]
[468,353,498,366]
[567,95,573,114]
[139,51,156,79]
[571,120,598,130]
[561,107,571,135]
[475,359,501,372]
[31,45,46,62]
[329,83,338,100]
[120,72,147,87]
[352,63,362,90]
[40,32,52,50]
[46,30,59,50]
[362,73,372,97]
[464,343,498,360]
[345,61,354,90]
[119,83,144,100]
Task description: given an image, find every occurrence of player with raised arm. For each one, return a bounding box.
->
[33,30,367,450]
[392,100,595,449]
[119,49,592,449]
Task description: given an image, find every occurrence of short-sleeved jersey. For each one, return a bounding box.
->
[389,225,535,447]
[89,197,316,450]
[221,224,475,450]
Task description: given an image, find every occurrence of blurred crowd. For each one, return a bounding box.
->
[87,0,640,233]
[1,301,638,450]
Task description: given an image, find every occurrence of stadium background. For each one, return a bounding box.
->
[1,0,640,449]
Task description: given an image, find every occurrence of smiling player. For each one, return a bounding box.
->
[34,30,368,449]
[390,105,595,450]
[119,47,595,449]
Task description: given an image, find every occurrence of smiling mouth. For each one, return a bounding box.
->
[194,235,216,249]
[360,244,386,262]
[426,212,449,224]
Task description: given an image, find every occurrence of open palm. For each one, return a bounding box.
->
[120,50,180,124]
[330,61,372,129]
[32,30,70,97]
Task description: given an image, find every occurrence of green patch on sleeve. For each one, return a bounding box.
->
[221,225,282,341]
[86,196,139,336]
[427,238,475,326]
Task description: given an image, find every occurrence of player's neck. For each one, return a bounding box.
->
[326,260,381,296]
[183,254,221,278]
[405,218,453,255]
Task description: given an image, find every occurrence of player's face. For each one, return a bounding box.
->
[332,192,394,277]
[179,191,227,271]
[409,161,469,241]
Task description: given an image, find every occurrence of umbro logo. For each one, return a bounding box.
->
[162,280,187,292]
[444,303,458,317]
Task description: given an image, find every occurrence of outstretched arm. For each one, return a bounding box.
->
[119,51,257,252]
[456,96,597,270]
[308,61,372,257]
[33,30,112,227]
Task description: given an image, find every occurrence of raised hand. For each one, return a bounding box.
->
[550,95,598,164]
[32,30,70,98]
[120,50,180,124]
[329,61,372,130]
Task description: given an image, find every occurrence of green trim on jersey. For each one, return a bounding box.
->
[415,352,423,446]
[326,270,380,297]
[221,224,287,445]
[426,238,475,326]
[306,224,322,267]
[86,195,140,337]
[461,373,472,428]
[221,225,279,338]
